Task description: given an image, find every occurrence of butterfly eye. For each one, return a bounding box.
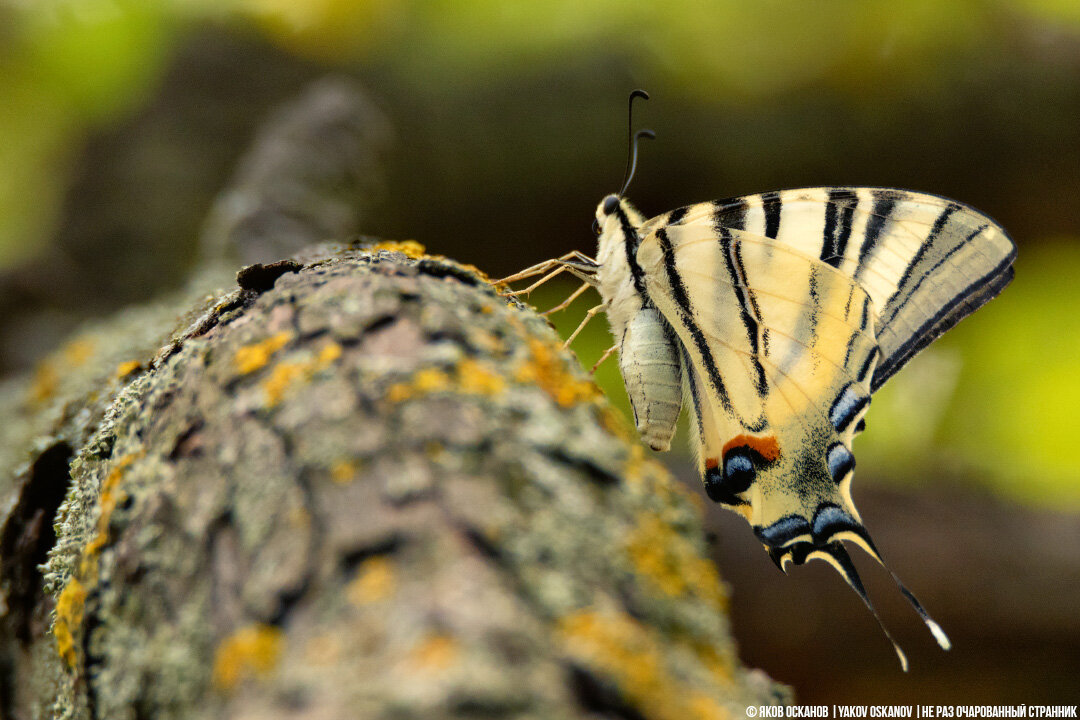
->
[602,195,619,215]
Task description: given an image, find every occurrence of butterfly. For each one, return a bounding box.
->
[498,91,1016,670]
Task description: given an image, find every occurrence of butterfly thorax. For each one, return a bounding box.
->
[594,194,683,452]
[594,195,649,324]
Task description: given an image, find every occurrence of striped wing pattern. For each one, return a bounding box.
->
[630,187,1013,666]
[636,205,880,539]
[640,188,1017,390]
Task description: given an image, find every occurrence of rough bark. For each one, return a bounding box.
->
[0,81,789,718]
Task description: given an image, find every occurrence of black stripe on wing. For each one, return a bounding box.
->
[655,227,737,416]
[871,250,1015,391]
[713,204,769,396]
[822,188,858,268]
[697,187,1016,392]
[855,193,898,280]
[761,190,782,239]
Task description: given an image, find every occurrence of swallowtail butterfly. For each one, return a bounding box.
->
[499,91,1015,669]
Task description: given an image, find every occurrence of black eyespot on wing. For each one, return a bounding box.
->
[602,195,619,214]
[826,443,855,482]
[854,418,866,434]
[704,465,748,506]
[723,451,756,493]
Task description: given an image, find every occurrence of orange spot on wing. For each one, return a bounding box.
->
[704,457,719,470]
[722,434,780,462]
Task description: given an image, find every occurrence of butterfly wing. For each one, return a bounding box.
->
[640,188,1017,390]
[636,212,878,548]
[635,188,1013,663]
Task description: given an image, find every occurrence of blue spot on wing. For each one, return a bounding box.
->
[811,504,862,543]
[829,384,869,433]
[754,515,811,548]
[827,443,855,482]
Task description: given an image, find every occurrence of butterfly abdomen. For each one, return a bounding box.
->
[618,308,683,451]
[596,195,687,452]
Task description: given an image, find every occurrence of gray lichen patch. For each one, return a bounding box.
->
[13,245,787,719]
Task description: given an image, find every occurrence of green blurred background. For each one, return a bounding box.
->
[1,0,1078,705]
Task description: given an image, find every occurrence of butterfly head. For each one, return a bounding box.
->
[593,194,648,261]
[594,194,639,235]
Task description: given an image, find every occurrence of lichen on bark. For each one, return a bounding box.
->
[27,246,785,719]
[0,79,789,719]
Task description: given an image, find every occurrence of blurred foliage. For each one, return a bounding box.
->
[0,0,172,265]
[856,240,1080,507]
[0,0,1077,507]
[2,0,1080,264]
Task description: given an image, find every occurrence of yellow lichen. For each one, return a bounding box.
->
[514,337,600,407]
[408,633,458,671]
[315,341,342,367]
[369,239,427,259]
[346,556,396,606]
[687,693,734,720]
[692,641,736,684]
[62,338,95,366]
[560,611,664,691]
[413,367,452,393]
[233,331,294,375]
[288,505,311,529]
[260,341,343,407]
[455,358,506,395]
[558,610,732,720]
[212,624,284,691]
[26,337,99,403]
[624,512,727,610]
[54,578,87,667]
[363,240,491,283]
[28,362,59,403]
[55,453,140,665]
[262,361,307,407]
[330,459,358,484]
[384,367,451,403]
[114,360,142,379]
[385,357,509,404]
[80,453,140,581]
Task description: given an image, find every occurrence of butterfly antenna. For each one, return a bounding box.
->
[620,129,656,198]
[618,89,655,198]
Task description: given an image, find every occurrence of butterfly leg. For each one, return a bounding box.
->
[563,303,605,348]
[495,258,562,286]
[590,344,618,373]
[502,264,576,297]
[541,279,593,316]
[493,250,598,286]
